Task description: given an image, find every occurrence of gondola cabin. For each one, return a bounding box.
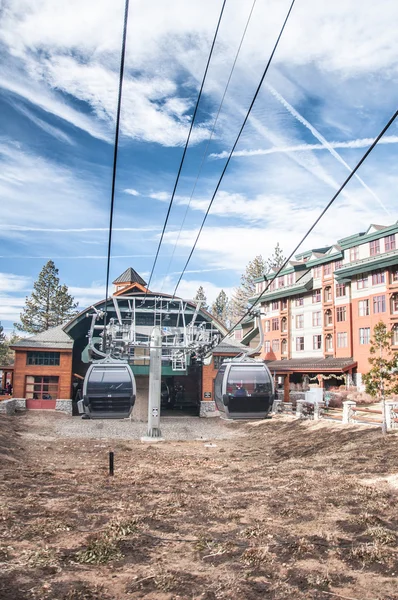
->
[78,362,136,419]
[214,360,274,420]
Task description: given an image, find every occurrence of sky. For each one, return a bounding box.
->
[0,0,398,333]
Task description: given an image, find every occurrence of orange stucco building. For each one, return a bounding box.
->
[251,222,398,390]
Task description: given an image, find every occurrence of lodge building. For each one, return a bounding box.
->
[249,221,398,393]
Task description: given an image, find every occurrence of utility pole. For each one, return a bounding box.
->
[143,326,163,441]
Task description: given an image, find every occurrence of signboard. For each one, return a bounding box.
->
[204,392,212,398]
[152,407,159,417]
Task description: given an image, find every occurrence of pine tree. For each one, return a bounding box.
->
[267,242,286,272]
[14,261,79,334]
[0,322,8,365]
[230,255,267,323]
[193,286,208,311]
[362,321,398,435]
[211,290,229,326]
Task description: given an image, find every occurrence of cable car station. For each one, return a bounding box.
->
[10,267,254,423]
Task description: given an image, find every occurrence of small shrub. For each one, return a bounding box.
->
[75,536,122,565]
[348,541,388,565]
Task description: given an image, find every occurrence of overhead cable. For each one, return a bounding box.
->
[160,0,258,291]
[227,108,398,337]
[103,0,130,341]
[144,0,228,299]
[172,0,297,298]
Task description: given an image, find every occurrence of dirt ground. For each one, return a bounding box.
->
[1,412,398,600]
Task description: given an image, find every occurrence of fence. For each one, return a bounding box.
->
[272,397,398,431]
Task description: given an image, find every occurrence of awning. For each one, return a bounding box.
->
[266,357,357,374]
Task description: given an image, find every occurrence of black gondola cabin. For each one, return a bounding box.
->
[214,360,274,419]
[79,362,136,419]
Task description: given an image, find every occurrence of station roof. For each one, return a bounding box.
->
[213,338,248,354]
[11,325,73,350]
[113,267,147,287]
[266,357,356,373]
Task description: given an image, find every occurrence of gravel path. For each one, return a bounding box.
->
[18,411,244,441]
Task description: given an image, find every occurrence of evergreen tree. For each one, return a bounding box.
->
[193,286,208,311]
[267,242,286,273]
[14,261,79,334]
[0,322,8,365]
[230,255,267,323]
[362,321,398,435]
[0,326,18,366]
[211,290,229,326]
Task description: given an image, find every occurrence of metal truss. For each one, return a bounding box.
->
[86,294,221,370]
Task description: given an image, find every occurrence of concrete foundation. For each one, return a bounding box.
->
[55,399,73,415]
[0,399,16,415]
[200,401,219,417]
[131,375,149,422]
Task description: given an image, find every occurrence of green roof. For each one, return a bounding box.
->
[338,222,398,249]
[250,271,313,303]
[334,249,398,281]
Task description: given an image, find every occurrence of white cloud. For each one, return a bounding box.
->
[154,275,233,305]
[160,189,389,271]
[124,188,140,196]
[0,272,31,292]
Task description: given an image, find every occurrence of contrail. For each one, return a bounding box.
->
[210,135,398,159]
[265,83,391,216]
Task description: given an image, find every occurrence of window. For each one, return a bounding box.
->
[324,286,332,302]
[296,337,304,351]
[264,320,270,332]
[391,295,398,314]
[336,306,346,322]
[370,239,380,256]
[372,271,385,285]
[281,317,287,332]
[313,266,322,278]
[373,295,386,314]
[296,314,304,328]
[270,280,276,291]
[281,339,287,354]
[272,339,280,352]
[393,327,398,346]
[26,351,60,366]
[25,376,59,400]
[385,234,396,252]
[337,332,348,348]
[391,269,398,283]
[281,298,288,310]
[214,355,228,370]
[334,259,343,270]
[313,311,321,327]
[358,299,370,316]
[325,334,333,352]
[325,309,333,326]
[295,296,304,307]
[312,289,321,303]
[350,247,359,262]
[324,263,332,276]
[313,335,322,350]
[359,327,371,345]
[287,273,294,285]
[271,301,279,311]
[357,274,368,289]
[271,318,279,331]
[335,283,346,298]
[278,276,285,288]
[264,341,271,353]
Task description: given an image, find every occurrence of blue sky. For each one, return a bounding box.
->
[1,0,398,333]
